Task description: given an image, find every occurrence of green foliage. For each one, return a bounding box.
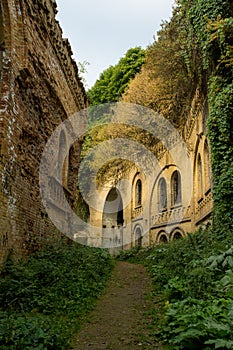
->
[0,240,114,349]
[126,228,233,349]
[208,77,233,232]
[116,245,143,261]
[87,47,145,105]
[123,9,196,126]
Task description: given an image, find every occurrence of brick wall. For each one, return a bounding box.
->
[0,0,87,263]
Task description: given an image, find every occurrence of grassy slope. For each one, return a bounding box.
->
[0,240,114,349]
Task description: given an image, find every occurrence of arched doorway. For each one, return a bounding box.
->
[102,188,124,248]
[134,225,143,247]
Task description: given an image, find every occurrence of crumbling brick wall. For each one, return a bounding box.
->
[0,0,88,263]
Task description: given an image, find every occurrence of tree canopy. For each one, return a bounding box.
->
[87,47,145,105]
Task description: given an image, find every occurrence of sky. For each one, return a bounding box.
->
[56,0,175,88]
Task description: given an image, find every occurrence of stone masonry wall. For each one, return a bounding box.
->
[0,0,87,264]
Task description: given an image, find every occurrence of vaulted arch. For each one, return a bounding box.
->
[102,188,124,248]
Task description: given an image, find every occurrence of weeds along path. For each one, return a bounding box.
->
[73,261,160,350]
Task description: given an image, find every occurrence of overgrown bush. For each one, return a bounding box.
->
[0,240,114,349]
[127,228,233,349]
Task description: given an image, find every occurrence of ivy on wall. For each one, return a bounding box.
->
[175,0,233,233]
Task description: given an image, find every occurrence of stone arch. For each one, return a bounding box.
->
[157,230,169,243]
[102,188,124,248]
[150,164,176,217]
[134,224,143,247]
[170,227,185,241]
[171,170,182,207]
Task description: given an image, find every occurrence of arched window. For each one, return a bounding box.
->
[197,154,203,199]
[135,179,142,207]
[171,170,182,206]
[158,178,167,211]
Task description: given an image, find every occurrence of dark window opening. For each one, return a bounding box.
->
[171,170,182,206]
[158,178,167,211]
[135,179,142,207]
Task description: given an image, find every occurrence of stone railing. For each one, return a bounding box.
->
[195,191,213,222]
[152,205,192,227]
[48,176,73,212]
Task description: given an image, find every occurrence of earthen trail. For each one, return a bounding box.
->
[73,261,161,350]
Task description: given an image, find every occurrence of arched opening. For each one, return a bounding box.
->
[135,225,142,247]
[197,154,203,199]
[158,177,167,211]
[171,170,182,206]
[135,179,142,207]
[102,188,124,248]
[159,234,168,243]
[173,231,183,240]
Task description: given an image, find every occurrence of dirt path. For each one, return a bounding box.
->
[73,261,160,350]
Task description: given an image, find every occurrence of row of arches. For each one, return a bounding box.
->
[92,134,213,249]
[157,228,184,243]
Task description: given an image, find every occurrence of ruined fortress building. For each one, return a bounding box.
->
[0,0,88,263]
[0,0,213,261]
[88,93,213,251]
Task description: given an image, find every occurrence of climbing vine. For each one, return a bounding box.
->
[177,0,233,233]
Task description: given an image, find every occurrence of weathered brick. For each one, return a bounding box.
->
[0,0,87,264]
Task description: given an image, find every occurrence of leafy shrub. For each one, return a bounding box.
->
[0,240,114,349]
[126,227,233,349]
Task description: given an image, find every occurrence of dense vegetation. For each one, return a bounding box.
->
[118,227,233,349]
[87,47,145,105]
[0,241,114,349]
[0,1,232,350]
[85,0,233,231]
[123,0,233,230]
